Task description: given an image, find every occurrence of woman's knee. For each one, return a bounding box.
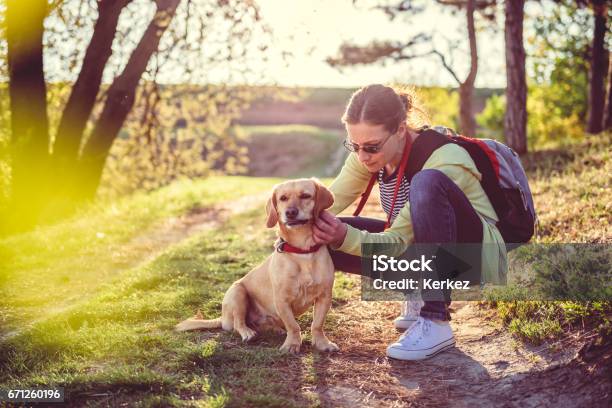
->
[409,169,452,207]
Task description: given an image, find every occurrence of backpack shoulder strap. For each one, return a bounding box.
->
[352,172,377,216]
[405,128,452,182]
[353,127,454,217]
[450,137,509,217]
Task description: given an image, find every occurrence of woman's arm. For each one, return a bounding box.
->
[328,152,372,215]
[320,144,488,257]
[332,204,413,256]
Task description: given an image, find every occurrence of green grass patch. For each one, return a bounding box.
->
[490,300,611,345]
[0,176,280,334]
[238,124,345,178]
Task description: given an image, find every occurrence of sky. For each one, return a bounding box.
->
[36,0,528,89]
[253,0,508,88]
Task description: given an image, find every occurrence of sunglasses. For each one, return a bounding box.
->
[343,130,396,154]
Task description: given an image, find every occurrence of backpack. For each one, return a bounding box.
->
[354,126,537,246]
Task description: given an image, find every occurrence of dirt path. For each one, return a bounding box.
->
[306,194,611,407]
[312,298,610,407]
[116,190,270,266]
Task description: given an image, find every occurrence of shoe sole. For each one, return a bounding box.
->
[386,338,456,361]
[425,341,456,358]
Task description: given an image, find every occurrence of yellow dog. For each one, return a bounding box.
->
[176,178,338,354]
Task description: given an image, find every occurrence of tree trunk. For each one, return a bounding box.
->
[77,0,181,200]
[586,1,608,134]
[53,0,132,164]
[504,0,527,154]
[459,0,478,137]
[5,0,50,231]
[459,83,476,137]
[605,57,612,130]
[51,0,132,209]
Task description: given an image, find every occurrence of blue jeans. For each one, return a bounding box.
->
[329,169,484,321]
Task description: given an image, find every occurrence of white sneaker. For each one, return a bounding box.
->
[386,317,455,361]
[393,292,424,330]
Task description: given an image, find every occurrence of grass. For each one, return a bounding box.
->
[238,124,346,178]
[488,131,612,345]
[0,175,352,407]
[0,176,280,335]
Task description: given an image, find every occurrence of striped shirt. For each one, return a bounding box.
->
[378,168,410,223]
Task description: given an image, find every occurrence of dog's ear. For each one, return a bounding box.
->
[312,178,334,217]
[265,190,278,228]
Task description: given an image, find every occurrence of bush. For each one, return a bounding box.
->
[418,87,460,130]
[476,85,585,150]
[527,85,584,148]
[493,300,611,345]
[476,93,505,141]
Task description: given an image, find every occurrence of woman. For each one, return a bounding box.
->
[312,84,507,361]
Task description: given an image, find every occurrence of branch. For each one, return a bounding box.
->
[327,34,430,67]
[431,49,462,85]
[373,1,425,20]
[465,0,478,87]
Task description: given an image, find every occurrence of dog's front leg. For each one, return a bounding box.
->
[274,297,302,354]
[311,291,339,352]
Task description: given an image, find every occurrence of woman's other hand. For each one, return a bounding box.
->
[313,210,348,247]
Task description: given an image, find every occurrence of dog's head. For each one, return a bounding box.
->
[265,178,334,228]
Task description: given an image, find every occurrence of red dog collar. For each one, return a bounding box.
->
[275,239,321,254]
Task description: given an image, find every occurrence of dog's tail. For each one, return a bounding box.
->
[174,309,223,332]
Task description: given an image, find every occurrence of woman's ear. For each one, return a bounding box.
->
[265,192,278,228]
[398,123,407,139]
[312,178,334,217]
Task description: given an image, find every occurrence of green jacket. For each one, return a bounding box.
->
[328,143,508,284]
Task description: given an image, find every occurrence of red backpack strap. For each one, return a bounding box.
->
[454,135,501,179]
[352,173,377,216]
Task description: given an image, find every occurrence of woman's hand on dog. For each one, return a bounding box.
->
[313,210,348,248]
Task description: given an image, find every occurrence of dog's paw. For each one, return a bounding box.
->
[240,327,257,342]
[314,340,339,353]
[279,341,301,354]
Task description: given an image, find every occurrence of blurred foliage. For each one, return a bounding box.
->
[418,87,460,131]
[0,84,9,212]
[98,84,259,199]
[476,93,505,141]
[477,86,586,149]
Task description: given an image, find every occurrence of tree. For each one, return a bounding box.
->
[504,0,527,154]
[550,0,611,133]
[2,0,271,232]
[327,0,496,137]
[585,0,609,133]
[75,0,181,200]
[5,0,50,227]
[537,0,610,133]
[605,57,612,129]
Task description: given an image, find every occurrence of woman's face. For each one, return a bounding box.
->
[345,122,405,173]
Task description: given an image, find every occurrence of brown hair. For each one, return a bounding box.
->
[341,84,430,133]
